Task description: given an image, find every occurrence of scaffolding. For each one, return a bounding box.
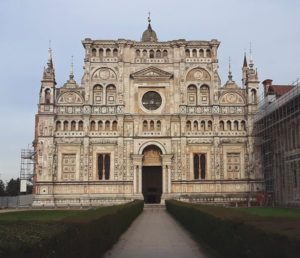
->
[20,148,35,192]
[254,81,300,207]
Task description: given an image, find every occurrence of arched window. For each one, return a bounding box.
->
[78,121,83,131]
[185,49,190,58]
[192,49,197,57]
[63,121,68,131]
[106,48,111,57]
[206,49,211,57]
[90,121,96,131]
[226,121,231,131]
[156,50,161,58]
[157,121,161,131]
[56,121,61,131]
[93,85,103,105]
[187,85,197,105]
[233,121,238,130]
[219,121,224,131]
[207,121,212,131]
[186,121,191,131]
[199,49,204,57]
[99,48,104,58]
[150,120,154,130]
[98,121,103,131]
[112,121,117,131]
[45,89,51,104]
[142,50,147,57]
[200,121,205,131]
[106,85,116,105]
[113,48,118,57]
[71,121,76,131]
[193,121,198,131]
[200,85,209,105]
[241,120,246,131]
[194,153,206,179]
[163,50,168,58]
[105,120,110,131]
[136,49,140,57]
[143,120,148,131]
[251,89,257,103]
[149,50,154,58]
[92,48,97,57]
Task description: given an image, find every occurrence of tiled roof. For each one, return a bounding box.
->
[268,85,295,97]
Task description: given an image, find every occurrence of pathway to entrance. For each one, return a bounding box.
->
[103,205,207,258]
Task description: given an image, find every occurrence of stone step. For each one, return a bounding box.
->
[144,203,166,209]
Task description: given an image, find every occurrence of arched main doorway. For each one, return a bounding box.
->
[142,145,162,203]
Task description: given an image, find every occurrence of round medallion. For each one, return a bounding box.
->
[99,69,110,80]
[142,91,162,110]
[194,70,203,80]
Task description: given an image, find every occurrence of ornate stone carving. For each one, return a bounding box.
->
[186,68,211,81]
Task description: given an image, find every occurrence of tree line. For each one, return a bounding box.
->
[0,178,32,196]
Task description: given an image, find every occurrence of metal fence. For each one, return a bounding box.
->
[0,195,33,208]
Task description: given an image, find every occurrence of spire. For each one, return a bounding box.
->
[47,40,53,69]
[148,11,152,30]
[42,41,56,83]
[243,52,248,68]
[70,55,74,79]
[249,42,254,69]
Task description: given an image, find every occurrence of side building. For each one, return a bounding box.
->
[254,79,300,207]
[33,21,264,207]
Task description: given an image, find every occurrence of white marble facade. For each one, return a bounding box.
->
[33,22,264,207]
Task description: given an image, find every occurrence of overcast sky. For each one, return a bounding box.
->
[0,0,299,182]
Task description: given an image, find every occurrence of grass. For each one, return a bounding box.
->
[237,207,300,219]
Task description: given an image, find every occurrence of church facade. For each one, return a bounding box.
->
[33,21,264,207]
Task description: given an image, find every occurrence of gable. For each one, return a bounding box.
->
[130,66,173,81]
[57,92,84,105]
[219,92,245,105]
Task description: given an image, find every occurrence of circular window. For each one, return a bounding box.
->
[142,91,162,110]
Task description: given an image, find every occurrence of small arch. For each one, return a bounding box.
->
[71,121,76,131]
[113,48,118,57]
[226,121,231,131]
[106,84,116,105]
[93,85,103,105]
[200,121,205,131]
[193,121,198,131]
[163,50,168,58]
[45,89,51,104]
[98,121,103,131]
[63,121,68,131]
[99,48,104,58]
[136,49,140,57]
[105,120,110,130]
[206,49,211,57]
[92,48,97,57]
[251,89,257,103]
[142,49,147,57]
[233,120,238,130]
[192,49,197,57]
[106,48,111,57]
[185,49,190,57]
[156,121,161,131]
[78,121,84,131]
[112,121,118,131]
[200,85,210,105]
[207,121,212,131]
[143,120,148,131]
[187,84,197,105]
[241,120,246,131]
[56,121,61,131]
[90,121,96,131]
[149,49,154,58]
[138,141,166,155]
[186,121,191,131]
[156,50,161,58]
[150,120,155,130]
[219,121,224,131]
[199,49,204,57]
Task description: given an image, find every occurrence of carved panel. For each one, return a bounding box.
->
[62,154,76,180]
[92,67,117,80]
[219,93,245,105]
[57,92,83,104]
[186,68,211,81]
[227,153,241,179]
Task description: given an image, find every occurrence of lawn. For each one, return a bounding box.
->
[237,207,300,219]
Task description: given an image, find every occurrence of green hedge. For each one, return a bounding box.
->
[0,200,143,258]
[166,200,300,258]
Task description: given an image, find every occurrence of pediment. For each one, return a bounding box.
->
[57,91,84,105]
[219,92,245,105]
[130,66,173,80]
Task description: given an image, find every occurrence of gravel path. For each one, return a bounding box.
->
[103,205,207,258]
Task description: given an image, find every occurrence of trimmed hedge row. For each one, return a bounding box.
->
[166,200,300,258]
[0,200,143,258]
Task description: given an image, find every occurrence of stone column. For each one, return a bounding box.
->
[161,154,173,194]
[131,154,143,195]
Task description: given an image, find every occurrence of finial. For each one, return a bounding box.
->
[228,56,233,81]
[249,41,254,68]
[48,40,52,62]
[148,12,151,24]
[70,55,74,79]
